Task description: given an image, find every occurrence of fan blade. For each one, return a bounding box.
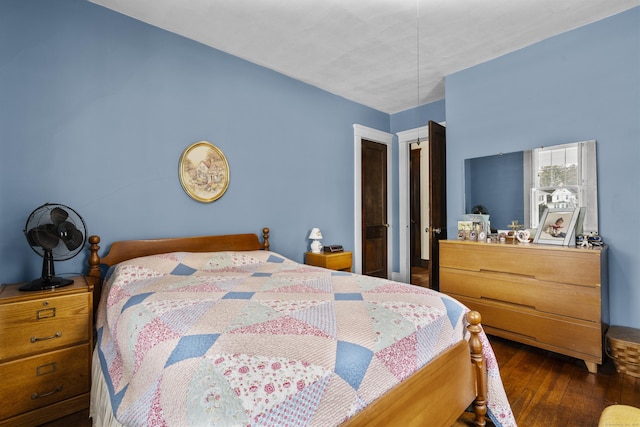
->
[25,227,38,247]
[50,206,69,226]
[59,221,84,251]
[28,224,59,250]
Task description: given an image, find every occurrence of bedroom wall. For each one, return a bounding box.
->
[444,7,640,329]
[0,0,389,283]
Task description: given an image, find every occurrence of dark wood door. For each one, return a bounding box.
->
[361,139,388,278]
[410,148,422,267]
[428,121,447,291]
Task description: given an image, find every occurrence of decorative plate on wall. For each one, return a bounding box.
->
[179,141,229,203]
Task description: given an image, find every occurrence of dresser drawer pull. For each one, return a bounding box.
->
[37,307,56,319]
[481,296,535,310]
[30,331,62,343]
[479,269,536,279]
[31,385,63,400]
[36,362,57,376]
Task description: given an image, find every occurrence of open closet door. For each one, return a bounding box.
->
[428,121,446,291]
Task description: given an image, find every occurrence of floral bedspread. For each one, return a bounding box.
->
[95,250,516,426]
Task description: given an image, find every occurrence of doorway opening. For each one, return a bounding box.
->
[410,142,430,287]
[397,125,428,283]
[397,121,446,288]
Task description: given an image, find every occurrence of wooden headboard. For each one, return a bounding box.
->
[85,228,270,309]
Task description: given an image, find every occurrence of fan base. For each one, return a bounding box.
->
[19,277,74,291]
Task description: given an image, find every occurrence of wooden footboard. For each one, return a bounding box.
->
[344,311,487,427]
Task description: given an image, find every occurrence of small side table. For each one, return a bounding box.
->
[0,276,93,426]
[305,251,352,272]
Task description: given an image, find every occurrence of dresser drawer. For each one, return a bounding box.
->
[439,241,602,287]
[0,293,90,360]
[440,268,600,321]
[455,296,602,362]
[0,344,90,419]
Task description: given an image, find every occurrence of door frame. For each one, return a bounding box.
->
[396,121,444,283]
[397,125,428,283]
[353,124,393,277]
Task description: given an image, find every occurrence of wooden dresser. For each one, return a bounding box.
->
[439,240,608,373]
[0,277,93,426]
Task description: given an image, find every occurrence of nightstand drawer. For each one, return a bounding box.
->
[0,293,90,361]
[0,344,90,419]
[305,251,352,271]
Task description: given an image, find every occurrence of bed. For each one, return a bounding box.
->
[85,228,516,427]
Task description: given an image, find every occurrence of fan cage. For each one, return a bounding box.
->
[24,203,87,261]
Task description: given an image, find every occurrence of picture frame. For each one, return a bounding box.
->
[178,141,229,203]
[460,214,490,236]
[533,207,582,246]
[457,220,473,240]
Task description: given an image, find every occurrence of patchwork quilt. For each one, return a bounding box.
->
[95,250,516,426]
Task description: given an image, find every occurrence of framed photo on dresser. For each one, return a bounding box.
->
[534,207,583,246]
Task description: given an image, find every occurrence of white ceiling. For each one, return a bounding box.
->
[90,0,639,114]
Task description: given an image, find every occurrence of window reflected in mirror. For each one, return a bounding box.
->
[528,141,598,233]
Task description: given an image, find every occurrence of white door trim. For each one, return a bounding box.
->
[353,124,393,276]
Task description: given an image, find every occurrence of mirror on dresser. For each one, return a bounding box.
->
[463,140,598,234]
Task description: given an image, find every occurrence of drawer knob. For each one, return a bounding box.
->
[31,385,63,400]
[30,331,62,343]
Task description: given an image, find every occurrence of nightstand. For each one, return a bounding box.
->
[0,277,93,427]
[305,251,352,272]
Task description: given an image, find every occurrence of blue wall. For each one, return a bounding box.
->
[2,1,638,331]
[390,100,446,133]
[0,0,388,283]
[445,7,640,329]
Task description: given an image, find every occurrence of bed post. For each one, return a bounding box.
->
[467,310,488,427]
[262,228,270,250]
[87,235,102,318]
[88,235,101,278]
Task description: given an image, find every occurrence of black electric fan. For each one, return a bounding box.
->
[21,203,87,291]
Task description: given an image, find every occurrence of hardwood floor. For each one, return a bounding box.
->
[454,335,640,427]
[411,265,430,287]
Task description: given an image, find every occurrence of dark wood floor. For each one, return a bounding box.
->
[42,266,639,427]
[411,265,430,287]
[455,335,640,426]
